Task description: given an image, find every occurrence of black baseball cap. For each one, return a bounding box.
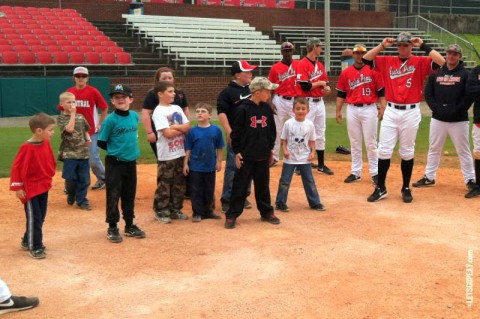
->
[109,84,133,97]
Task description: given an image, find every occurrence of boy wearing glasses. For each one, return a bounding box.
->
[61,67,109,191]
[362,32,445,203]
[335,44,386,186]
[183,103,225,222]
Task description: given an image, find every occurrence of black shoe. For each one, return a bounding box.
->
[310,203,326,211]
[77,201,92,211]
[344,174,361,183]
[124,225,146,238]
[170,210,188,220]
[21,240,45,252]
[401,187,413,203]
[0,295,39,315]
[67,195,74,205]
[412,175,435,187]
[317,165,334,175]
[29,248,46,259]
[203,213,221,220]
[91,179,106,190]
[192,215,202,222]
[275,203,289,212]
[465,181,480,198]
[261,214,280,224]
[221,202,229,213]
[107,227,123,243]
[367,187,388,202]
[225,218,236,229]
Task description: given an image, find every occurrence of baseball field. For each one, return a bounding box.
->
[1,155,479,318]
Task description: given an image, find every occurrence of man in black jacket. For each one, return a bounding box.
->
[225,77,278,229]
[466,61,480,198]
[413,44,479,197]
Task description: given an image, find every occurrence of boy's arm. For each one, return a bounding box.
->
[183,150,191,176]
[308,140,315,161]
[169,122,190,134]
[161,127,185,139]
[142,108,156,143]
[65,108,77,133]
[282,139,289,159]
[10,146,28,200]
[85,132,91,147]
[216,148,223,172]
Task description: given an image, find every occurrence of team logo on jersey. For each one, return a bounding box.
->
[348,74,373,90]
[389,65,415,79]
[279,65,296,82]
[436,75,461,85]
[310,69,324,81]
[75,100,90,108]
[250,116,267,128]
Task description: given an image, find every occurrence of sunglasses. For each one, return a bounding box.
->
[74,74,88,78]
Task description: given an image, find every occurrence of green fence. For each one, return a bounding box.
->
[0,77,110,117]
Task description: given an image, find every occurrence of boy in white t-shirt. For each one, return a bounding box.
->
[275,97,326,211]
[152,81,190,224]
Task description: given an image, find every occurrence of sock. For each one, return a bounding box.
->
[475,159,480,185]
[316,150,324,167]
[401,158,414,189]
[377,159,390,189]
[109,223,117,229]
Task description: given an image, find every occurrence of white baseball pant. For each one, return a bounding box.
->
[306,97,326,150]
[272,94,295,161]
[472,125,480,159]
[346,103,378,177]
[424,119,474,183]
[378,103,421,160]
[0,279,11,303]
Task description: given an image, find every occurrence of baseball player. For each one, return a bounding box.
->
[336,44,386,184]
[296,37,333,175]
[269,41,298,165]
[466,63,480,198]
[362,31,445,203]
[413,44,478,197]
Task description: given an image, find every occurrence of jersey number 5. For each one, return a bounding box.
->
[406,78,412,88]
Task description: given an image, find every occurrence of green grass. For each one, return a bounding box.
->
[428,32,480,64]
[0,117,463,178]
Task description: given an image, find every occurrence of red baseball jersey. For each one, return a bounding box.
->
[336,65,384,104]
[296,57,329,98]
[373,55,434,104]
[268,59,299,97]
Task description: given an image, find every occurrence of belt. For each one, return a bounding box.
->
[388,102,417,110]
[353,103,366,107]
[307,97,322,102]
[279,95,293,100]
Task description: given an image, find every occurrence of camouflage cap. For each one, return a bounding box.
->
[447,43,463,55]
[306,37,322,47]
[396,31,412,43]
[249,77,279,93]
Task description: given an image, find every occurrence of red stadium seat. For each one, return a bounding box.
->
[94,46,109,53]
[61,30,77,37]
[101,52,116,64]
[5,34,22,40]
[30,45,45,52]
[71,40,83,47]
[0,45,13,52]
[1,51,18,64]
[38,35,53,42]
[0,39,10,45]
[69,52,84,64]
[108,46,123,53]
[95,35,109,42]
[52,52,69,64]
[63,9,78,14]
[100,41,116,47]
[19,51,36,64]
[52,35,67,41]
[2,28,18,35]
[85,52,100,64]
[47,45,63,52]
[81,35,96,42]
[22,34,37,40]
[42,40,58,46]
[11,39,27,46]
[16,28,32,35]
[26,39,43,46]
[36,51,52,64]
[58,40,72,47]
[116,52,131,64]
[63,45,78,53]
[42,24,57,31]
[79,45,94,53]
[13,45,30,52]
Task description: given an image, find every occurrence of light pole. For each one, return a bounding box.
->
[324,0,330,72]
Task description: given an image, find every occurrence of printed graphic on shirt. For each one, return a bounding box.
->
[287,125,310,156]
[169,112,184,125]
[250,116,267,128]
[436,75,462,85]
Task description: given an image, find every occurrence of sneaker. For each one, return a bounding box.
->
[203,213,221,220]
[261,214,281,224]
[310,203,326,211]
[170,210,188,220]
[91,179,105,190]
[371,175,379,187]
[401,187,413,203]
[29,248,46,259]
[344,174,361,183]
[77,201,92,211]
[465,181,480,198]
[225,218,236,229]
[294,168,301,175]
[317,165,334,175]
[270,159,278,167]
[21,240,45,252]
[221,202,229,213]
[107,227,123,243]
[412,176,435,187]
[0,295,40,315]
[367,187,388,202]
[155,212,172,224]
[63,188,68,195]
[192,215,202,222]
[124,225,146,238]
[244,199,252,209]
[275,203,290,212]
[67,195,74,206]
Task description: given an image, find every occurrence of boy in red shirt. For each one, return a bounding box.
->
[10,113,56,259]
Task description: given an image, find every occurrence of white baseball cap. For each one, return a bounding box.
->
[73,66,89,75]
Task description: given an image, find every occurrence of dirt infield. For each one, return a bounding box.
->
[1,161,480,319]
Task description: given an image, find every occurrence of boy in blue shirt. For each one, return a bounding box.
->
[183,103,225,222]
[98,84,145,243]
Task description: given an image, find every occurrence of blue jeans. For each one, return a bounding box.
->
[62,158,91,206]
[220,145,251,204]
[275,163,321,207]
[89,133,105,181]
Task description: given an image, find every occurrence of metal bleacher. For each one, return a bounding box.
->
[123,14,299,75]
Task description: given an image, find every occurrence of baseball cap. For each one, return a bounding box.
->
[306,37,322,47]
[231,60,257,75]
[109,84,133,97]
[249,77,279,93]
[281,42,294,50]
[447,43,463,55]
[73,66,89,75]
[396,32,412,43]
[353,44,367,52]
